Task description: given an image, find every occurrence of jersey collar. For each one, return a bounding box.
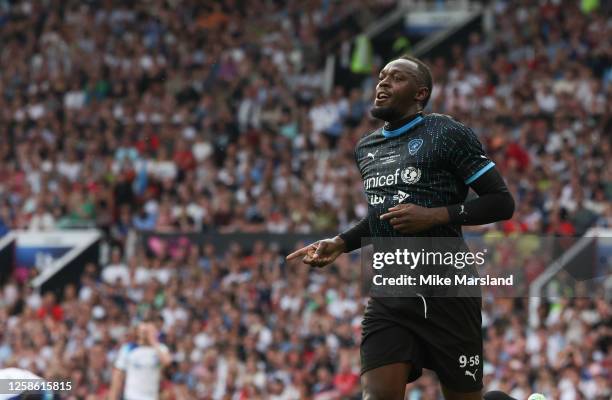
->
[382,115,424,138]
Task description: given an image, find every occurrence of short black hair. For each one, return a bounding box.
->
[398,55,433,108]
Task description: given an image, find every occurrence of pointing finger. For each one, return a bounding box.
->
[286,246,310,260]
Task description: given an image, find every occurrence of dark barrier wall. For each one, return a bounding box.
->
[0,237,15,286]
[40,240,99,299]
[139,231,333,256]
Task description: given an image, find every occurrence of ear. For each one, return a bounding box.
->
[414,86,430,105]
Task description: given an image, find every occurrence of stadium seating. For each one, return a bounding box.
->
[0,0,610,398]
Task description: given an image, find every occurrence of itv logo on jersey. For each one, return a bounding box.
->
[369,194,385,205]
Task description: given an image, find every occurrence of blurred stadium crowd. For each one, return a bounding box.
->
[0,0,610,399]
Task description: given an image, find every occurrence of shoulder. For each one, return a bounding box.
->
[119,342,138,355]
[356,127,382,149]
[424,113,468,132]
[115,342,138,368]
[425,113,480,144]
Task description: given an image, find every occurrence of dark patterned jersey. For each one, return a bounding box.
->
[355,113,494,238]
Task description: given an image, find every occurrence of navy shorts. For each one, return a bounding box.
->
[361,296,483,393]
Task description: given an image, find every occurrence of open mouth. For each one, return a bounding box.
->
[375,93,391,105]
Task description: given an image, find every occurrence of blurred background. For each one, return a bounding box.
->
[0,0,610,399]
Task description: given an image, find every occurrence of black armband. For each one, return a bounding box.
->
[447,168,515,225]
[338,216,371,253]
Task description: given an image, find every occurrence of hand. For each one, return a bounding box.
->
[286,237,346,268]
[146,324,159,345]
[379,204,449,234]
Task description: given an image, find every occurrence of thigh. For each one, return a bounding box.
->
[419,297,484,393]
[361,362,412,400]
[361,301,424,383]
[441,385,482,400]
[424,329,483,393]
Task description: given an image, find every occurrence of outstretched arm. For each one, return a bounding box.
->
[338,216,371,253]
[286,214,374,265]
[286,236,346,267]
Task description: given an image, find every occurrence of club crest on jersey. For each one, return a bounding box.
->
[407,138,423,156]
[401,167,421,184]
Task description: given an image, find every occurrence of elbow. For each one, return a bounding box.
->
[501,192,515,220]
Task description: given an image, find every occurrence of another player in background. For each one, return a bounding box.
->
[287,55,539,400]
[109,322,171,400]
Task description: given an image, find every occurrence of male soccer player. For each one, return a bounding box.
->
[287,55,522,400]
[109,322,171,400]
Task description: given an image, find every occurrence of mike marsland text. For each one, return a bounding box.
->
[372,274,514,287]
